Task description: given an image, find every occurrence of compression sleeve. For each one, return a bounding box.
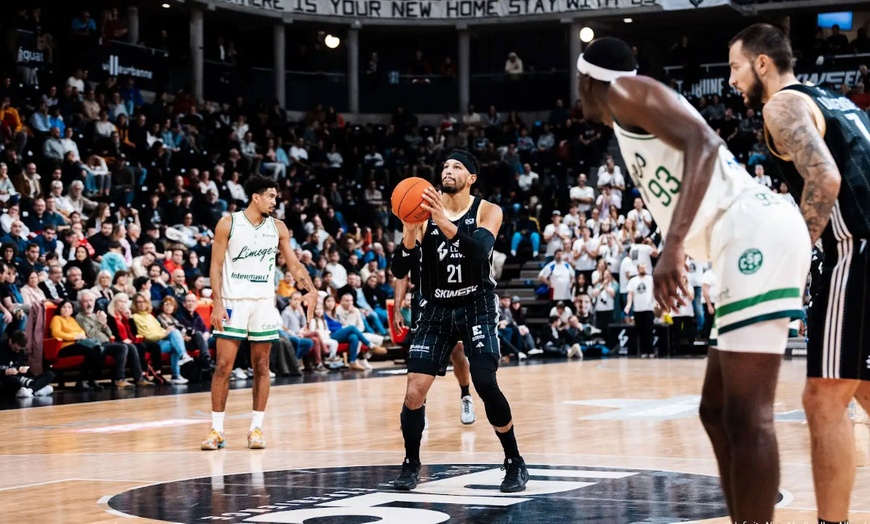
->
[450,228,495,262]
[390,244,419,279]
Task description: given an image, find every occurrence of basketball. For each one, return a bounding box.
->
[391,177,433,223]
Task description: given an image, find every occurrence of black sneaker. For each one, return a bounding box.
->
[393,458,421,490]
[500,456,529,493]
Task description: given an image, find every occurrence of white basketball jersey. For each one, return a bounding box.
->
[613,95,756,261]
[222,212,279,300]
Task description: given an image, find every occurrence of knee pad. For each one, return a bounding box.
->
[470,367,512,427]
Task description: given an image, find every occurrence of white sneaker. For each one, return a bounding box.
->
[360,358,373,371]
[171,376,189,385]
[232,368,248,380]
[528,348,543,356]
[246,368,255,378]
[424,415,429,430]
[269,371,276,378]
[179,353,194,365]
[34,385,54,396]
[511,250,517,257]
[517,351,527,361]
[460,395,476,425]
[15,387,33,398]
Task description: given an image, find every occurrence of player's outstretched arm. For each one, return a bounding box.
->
[276,220,318,321]
[763,95,841,244]
[393,275,409,332]
[391,220,424,279]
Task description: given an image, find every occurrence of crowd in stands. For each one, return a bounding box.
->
[0,5,856,398]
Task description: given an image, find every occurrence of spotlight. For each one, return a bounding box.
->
[162,2,170,7]
[623,18,633,23]
[325,34,340,49]
[579,27,594,43]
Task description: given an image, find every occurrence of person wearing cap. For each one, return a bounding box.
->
[576,36,810,522]
[542,209,571,263]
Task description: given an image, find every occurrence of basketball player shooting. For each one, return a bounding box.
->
[201,176,318,451]
[390,150,528,492]
[393,273,476,425]
[729,24,870,524]
[576,37,810,522]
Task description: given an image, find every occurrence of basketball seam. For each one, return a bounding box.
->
[398,179,425,221]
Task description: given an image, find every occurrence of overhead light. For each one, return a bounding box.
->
[623,17,633,23]
[325,34,340,49]
[579,27,594,43]
[162,2,170,7]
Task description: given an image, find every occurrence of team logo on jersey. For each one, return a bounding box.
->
[738,248,764,275]
[437,241,449,261]
[106,463,773,523]
[465,218,475,224]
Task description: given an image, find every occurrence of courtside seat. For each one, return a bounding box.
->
[386,299,409,344]
[42,303,120,378]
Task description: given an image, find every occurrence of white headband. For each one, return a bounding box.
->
[576,54,637,82]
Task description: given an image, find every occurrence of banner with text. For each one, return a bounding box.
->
[216,0,728,19]
[88,43,168,91]
[668,58,868,98]
[15,30,47,69]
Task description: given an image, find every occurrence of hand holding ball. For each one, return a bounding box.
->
[391,177,433,223]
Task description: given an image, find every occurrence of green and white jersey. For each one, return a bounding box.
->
[613,94,756,261]
[222,212,279,300]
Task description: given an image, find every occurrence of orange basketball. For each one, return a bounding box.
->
[391,177,433,223]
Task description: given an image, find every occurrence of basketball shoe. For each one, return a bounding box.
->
[248,427,266,449]
[201,429,226,450]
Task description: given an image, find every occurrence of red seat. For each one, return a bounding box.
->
[43,302,119,372]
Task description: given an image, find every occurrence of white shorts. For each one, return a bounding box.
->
[213,298,281,343]
[708,189,811,354]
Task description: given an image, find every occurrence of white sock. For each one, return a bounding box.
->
[212,411,225,433]
[250,410,265,431]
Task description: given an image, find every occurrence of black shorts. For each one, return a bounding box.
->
[807,237,870,380]
[407,294,500,376]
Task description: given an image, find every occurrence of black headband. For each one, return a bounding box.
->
[446,150,478,175]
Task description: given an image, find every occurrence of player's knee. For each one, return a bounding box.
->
[722,400,772,443]
[470,366,498,395]
[404,376,431,409]
[698,395,723,429]
[802,379,854,418]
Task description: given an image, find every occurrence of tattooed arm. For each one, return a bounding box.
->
[763,95,841,244]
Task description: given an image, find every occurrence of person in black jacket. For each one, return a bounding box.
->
[0,331,54,398]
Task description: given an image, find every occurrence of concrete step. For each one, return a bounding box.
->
[508,278,538,287]
[520,270,541,279]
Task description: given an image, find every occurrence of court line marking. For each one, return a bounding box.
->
[0,478,73,491]
[0,477,158,492]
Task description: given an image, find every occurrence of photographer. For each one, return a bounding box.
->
[0,331,54,398]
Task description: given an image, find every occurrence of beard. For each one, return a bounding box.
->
[744,68,765,110]
[440,179,465,194]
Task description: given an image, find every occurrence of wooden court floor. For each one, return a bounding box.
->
[1,357,869,523]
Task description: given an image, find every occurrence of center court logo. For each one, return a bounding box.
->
[738,248,763,274]
[105,463,780,523]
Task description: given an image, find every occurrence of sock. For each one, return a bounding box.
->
[496,426,520,459]
[460,384,470,398]
[250,410,265,431]
[212,411,225,433]
[819,520,849,524]
[21,377,33,388]
[401,404,426,463]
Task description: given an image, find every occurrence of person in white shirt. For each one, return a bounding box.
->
[539,249,575,302]
[289,138,309,165]
[225,170,247,204]
[686,257,707,335]
[629,236,658,272]
[618,254,637,320]
[571,226,598,276]
[324,250,348,288]
[596,157,626,205]
[543,210,572,260]
[60,127,81,161]
[585,207,601,236]
[700,267,718,341]
[569,173,596,214]
[595,184,620,218]
[671,274,696,353]
[517,163,539,193]
[590,269,618,332]
[753,164,772,188]
[548,301,573,324]
[563,204,582,230]
[624,263,656,357]
[626,198,654,239]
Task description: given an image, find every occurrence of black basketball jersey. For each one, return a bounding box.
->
[766,84,870,243]
[419,196,496,306]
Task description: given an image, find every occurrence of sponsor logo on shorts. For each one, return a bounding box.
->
[409,344,430,353]
[472,325,485,342]
[434,285,478,299]
[738,248,763,275]
[866,356,870,370]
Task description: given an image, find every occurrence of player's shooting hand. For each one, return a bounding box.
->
[301,292,318,323]
[653,243,689,314]
[419,187,448,228]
